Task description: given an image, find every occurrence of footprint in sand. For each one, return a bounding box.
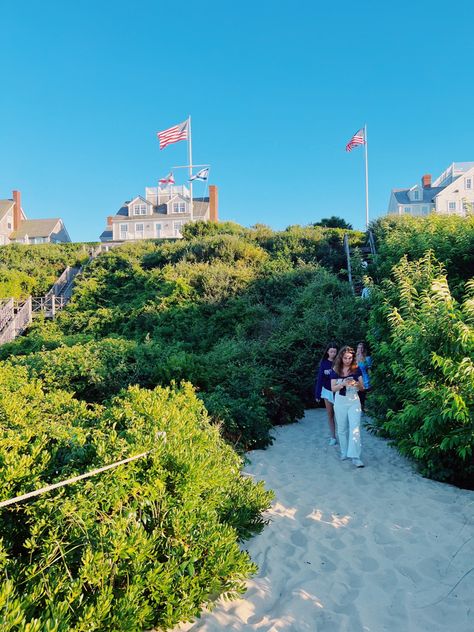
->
[354,555,379,572]
[396,563,423,585]
[330,581,359,606]
[373,522,396,545]
[290,530,308,548]
[383,544,404,560]
[329,538,346,550]
[318,555,337,572]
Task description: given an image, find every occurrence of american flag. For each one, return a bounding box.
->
[346,128,365,152]
[159,171,175,185]
[157,120,189,150]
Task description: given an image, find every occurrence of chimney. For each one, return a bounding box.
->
[209,185,218,223]
[422,174,432,189]
[12,190,22,230]
[107,215,114,226]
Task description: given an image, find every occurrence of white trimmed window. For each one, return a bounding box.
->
[414,190,420,200]
[155,223,162,237]
[421,206,429,215]
[448,201,456,211]
[133,204,147,215]
[465,178,472,190]
[120,223,129,239]
[174,220,184,236]
[173,202,186,213]
[404,206,411,214]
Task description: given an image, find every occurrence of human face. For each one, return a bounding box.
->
[327,347,337,361]
[357,343,364,354]
[342,352,354,366]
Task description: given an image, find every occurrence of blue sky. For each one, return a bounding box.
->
[1,0,474,242]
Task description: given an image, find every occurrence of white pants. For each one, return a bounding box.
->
[334,392,362,459]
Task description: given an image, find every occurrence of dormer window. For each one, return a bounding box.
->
[173,202,186,213]
[133,204,147,215]
[413,190,420,200]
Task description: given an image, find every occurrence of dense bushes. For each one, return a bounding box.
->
[0,243,91,299]
[0,368,272,630]
[3,245,368,448]
[367,235,474,488]
[370,215,474,297]
[0,224,370,629]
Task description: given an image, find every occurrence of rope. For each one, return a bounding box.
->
[0,432,166,510]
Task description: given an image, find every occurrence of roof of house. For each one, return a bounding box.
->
[192,200,210,218]
[100,229,113,241]
[112,197,210,220]
[0,199,14,221]
[10,218,61,239]
[392,187,444,205]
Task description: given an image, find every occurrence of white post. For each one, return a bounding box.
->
[187,115,193,220]
[364,123,369,229]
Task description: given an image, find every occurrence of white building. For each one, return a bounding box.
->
[0,190,71,245]
[387,162,474,217]
[100,184,218,242]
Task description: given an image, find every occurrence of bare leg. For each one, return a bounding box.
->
[324,399,336,439]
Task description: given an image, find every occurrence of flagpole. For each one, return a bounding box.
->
[188,115,193,220]
[364,123,369,229]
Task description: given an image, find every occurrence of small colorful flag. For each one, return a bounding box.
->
[346,128,365,152]
[157,120,189,150]
[159,172,175,185]
[189,167,209,182]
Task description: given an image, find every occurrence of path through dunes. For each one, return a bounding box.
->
[173,409,474,632]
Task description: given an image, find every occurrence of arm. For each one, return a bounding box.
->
[331,378,348,393]
[315,362,324,400]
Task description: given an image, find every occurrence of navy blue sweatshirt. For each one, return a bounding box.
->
[314,359,333,399]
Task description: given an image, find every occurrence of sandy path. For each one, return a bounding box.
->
[173,409,474,632]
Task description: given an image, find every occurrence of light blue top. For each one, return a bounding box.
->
[357,356,372,389]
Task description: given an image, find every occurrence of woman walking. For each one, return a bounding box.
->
[315,342,338,446]
[331,346,365,467]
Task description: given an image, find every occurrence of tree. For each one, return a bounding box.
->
[313,216,353,230]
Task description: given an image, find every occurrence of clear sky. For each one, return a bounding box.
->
[1,0,474,242]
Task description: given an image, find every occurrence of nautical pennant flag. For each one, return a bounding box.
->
[159,172,175,185]
[189,167,209,182]
[157,120,189,150]
[345,128,366,152]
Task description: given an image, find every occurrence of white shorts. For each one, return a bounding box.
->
[321,387,334,404]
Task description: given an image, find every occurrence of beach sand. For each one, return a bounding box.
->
[173,409,474,632]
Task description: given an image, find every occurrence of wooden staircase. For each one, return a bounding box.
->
[0,265,82,345]
[344,231,376,296]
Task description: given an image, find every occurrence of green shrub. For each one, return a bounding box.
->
[0,243,90,299]
[367,253,474,488]
[0,372,272,630]
[370,215,474,298]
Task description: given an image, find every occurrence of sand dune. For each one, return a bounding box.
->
[173,409,474,631]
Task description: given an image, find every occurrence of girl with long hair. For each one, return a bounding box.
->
[314,342,338,445]
[331,346,365,467]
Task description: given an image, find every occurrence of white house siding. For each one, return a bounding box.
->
[434,167,474,217]
[112,214,193,240]
[0,206,14,244]
[127,197,154,219]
